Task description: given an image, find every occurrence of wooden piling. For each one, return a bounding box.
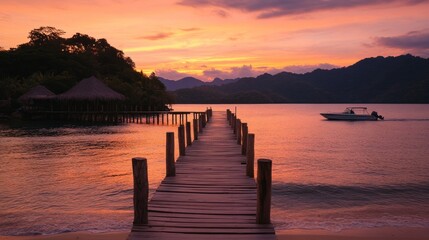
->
[236,118,242,144]
[256,159,272,224]
[166,132,175,177]
[232,114,236,134]
[178,125,186,156]
[132,157,148,225]
[198,116,203,133]
[193,119,198,140]
[186,121,192,146]
[241,123,248,155]
[202,113,207,128]
[246,133,255,178]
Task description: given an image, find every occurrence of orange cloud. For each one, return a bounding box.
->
[1,0,429,79]
[138,32,174,41]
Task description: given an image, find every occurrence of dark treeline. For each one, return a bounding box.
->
[0,26,172,112]
[173,54,429,103]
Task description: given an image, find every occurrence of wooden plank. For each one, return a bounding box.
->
[128,111,275,239]
[140,222,273,229]
[132,226,275,234]
[128,232,276,240]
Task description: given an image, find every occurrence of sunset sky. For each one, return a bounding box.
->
[1,0,429,80]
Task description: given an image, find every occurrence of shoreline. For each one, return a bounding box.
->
[276,227,429,240]
[2,227,429,240]
[0,232,129,240]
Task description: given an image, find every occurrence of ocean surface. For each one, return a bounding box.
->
[1,104,429,235]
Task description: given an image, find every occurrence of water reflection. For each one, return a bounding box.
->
[1,104,429,234]
[0,121,177,235]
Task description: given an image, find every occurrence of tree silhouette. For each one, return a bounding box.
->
[0,26,171,110]
[27,26,65,46]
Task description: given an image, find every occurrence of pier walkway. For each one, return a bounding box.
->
[128,111,275,240]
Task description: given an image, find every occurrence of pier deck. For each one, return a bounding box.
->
[128,111,275,240]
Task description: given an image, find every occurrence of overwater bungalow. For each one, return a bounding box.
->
[18,85,56,111]
[17,76,176,123]
[55,76,125,112]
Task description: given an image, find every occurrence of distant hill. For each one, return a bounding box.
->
[159,77,205,91]
[159,76,240,91]
[171,55,429,103]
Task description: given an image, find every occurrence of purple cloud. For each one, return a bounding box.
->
[203,64,339,79]
[212,9,229,17]
[178,0,428,18]
[203,65,258,79]
[158,63,339,81]
[281,63,339,74]
[156,69,191,80]
[376,31,429,50]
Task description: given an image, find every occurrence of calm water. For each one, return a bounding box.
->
[1,104,429,235]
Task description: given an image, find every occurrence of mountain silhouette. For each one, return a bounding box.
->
[170,55,429,103]
[159,76,240,91]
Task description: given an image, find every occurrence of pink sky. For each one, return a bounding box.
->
[1,0,429,80]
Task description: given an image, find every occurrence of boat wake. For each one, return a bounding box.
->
[383,118,429,122]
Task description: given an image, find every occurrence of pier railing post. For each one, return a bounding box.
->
[186,121,192,146]
[232,115,237,134]
[132,157,148,225]
[206,109,210,122]
[236,118,242,144]
[241,123,248,155]
[166,132,175,177]
[178,124,186,156]
[246,133,255,178]
[202,113,207,128]
[256,159,272,224]
[193,119,199,140]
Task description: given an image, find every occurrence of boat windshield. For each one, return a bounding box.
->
[344,107,368,114]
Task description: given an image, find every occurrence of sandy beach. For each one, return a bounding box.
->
[1,227,429,240]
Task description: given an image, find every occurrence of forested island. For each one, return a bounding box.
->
[0,26,171,114]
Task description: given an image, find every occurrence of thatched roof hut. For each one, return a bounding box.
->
[57,76,125,101]
[18,85,55,103]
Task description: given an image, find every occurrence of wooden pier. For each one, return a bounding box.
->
[23,110,209,125]
[128,110,275,240]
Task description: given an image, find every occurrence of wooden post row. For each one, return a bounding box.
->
[178,124,186,156]
[193,119,199,140]
[132,157,148,225]
[256,159,272,224]
[166,132,175,177]
[246,133,255,178]
[241,123,248,155]
[186,121,192,146]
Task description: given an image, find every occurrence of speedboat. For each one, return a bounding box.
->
[321,107,384,121]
